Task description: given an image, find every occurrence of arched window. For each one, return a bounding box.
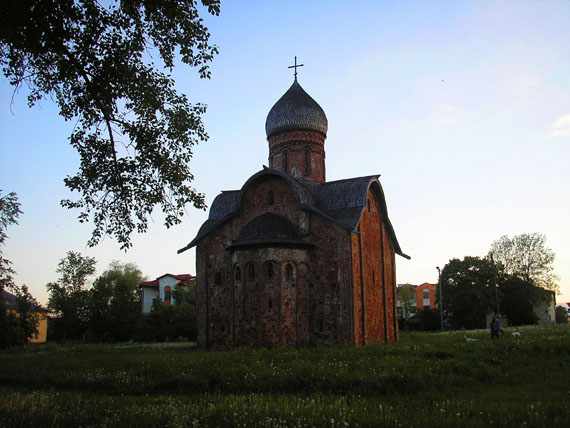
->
[268,190,274,205]
[235,266,241,281]
[283,151,288,173]
[266,263,274,279]
[285,264,293,281]
[215,272,221,286]
[248,263,256,281]
[304,150,311,175]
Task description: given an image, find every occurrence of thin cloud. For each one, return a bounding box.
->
[548,114,570,139]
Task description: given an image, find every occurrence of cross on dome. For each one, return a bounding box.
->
[288,56,304,80]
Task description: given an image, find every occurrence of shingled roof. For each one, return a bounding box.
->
[178,169,407,258]
[228,213,311,249]
[265,80,328,138]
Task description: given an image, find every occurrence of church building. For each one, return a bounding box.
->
[179,73,409,350]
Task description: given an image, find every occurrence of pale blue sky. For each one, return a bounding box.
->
[1,0,569,306]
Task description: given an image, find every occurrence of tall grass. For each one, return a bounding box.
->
[1,324,569,427]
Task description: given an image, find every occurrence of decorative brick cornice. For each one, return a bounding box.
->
[270,141,325,155]
[268,130,325,147]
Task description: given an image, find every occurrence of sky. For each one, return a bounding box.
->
[1,1,569,307]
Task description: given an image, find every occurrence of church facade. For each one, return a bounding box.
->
[179,77,408,350]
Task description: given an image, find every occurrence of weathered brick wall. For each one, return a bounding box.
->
[196,173,357,349]
[195,173,399,349]
[351,186,398,345]
[351,232,363,345]
[268,131,326,183]
[307,213,353,345]
[382,221,397,343]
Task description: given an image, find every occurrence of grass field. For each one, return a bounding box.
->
[1,324,569,427]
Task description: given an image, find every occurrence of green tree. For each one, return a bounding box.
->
[172,280,197,340]
[47,251,96,341]
[555,306,568,324]
[172,279,197,306]
[490,233,559,292]
[397,284,416,319]
[12,285,41,341]
[0,0,220,249]
[0,190,33,348]
[87,261,145,341]
[0,190,22,290]
[137,280,197,342]
[440,256,495,330]
[498,275,547,326]
[0,285,41,347]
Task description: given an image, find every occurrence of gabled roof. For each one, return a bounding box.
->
[178,169,408,258]
[140,273,196,288]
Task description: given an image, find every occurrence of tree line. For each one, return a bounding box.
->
[2,250,197,348]
[401,232,566,331]
[46,251,197,343]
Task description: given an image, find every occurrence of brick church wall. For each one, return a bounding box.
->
[351,186,398,345]
[306,213,353,345]
[196,173,364,349]
[195,174,398,349]
[268,131,326,183]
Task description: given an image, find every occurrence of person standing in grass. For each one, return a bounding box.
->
[496,315,505,337]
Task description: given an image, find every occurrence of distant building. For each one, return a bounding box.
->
[139,274,195,313]
[534,289,556,324]
[2,289,48,343]
[397,283,438,318]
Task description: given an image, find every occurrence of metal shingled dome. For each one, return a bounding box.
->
[265,80,328,138]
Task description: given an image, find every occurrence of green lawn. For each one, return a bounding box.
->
[1,324,569,427]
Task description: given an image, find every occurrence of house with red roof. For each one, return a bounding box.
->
[139,274,195,313]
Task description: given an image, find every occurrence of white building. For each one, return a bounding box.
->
[140,274,195,313]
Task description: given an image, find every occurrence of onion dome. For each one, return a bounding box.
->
[265,80,328,138]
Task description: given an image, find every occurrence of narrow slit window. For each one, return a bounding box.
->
[268,190,274,205]
[283,151,288,173]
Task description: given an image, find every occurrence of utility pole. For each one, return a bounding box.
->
[437,266,443,331]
